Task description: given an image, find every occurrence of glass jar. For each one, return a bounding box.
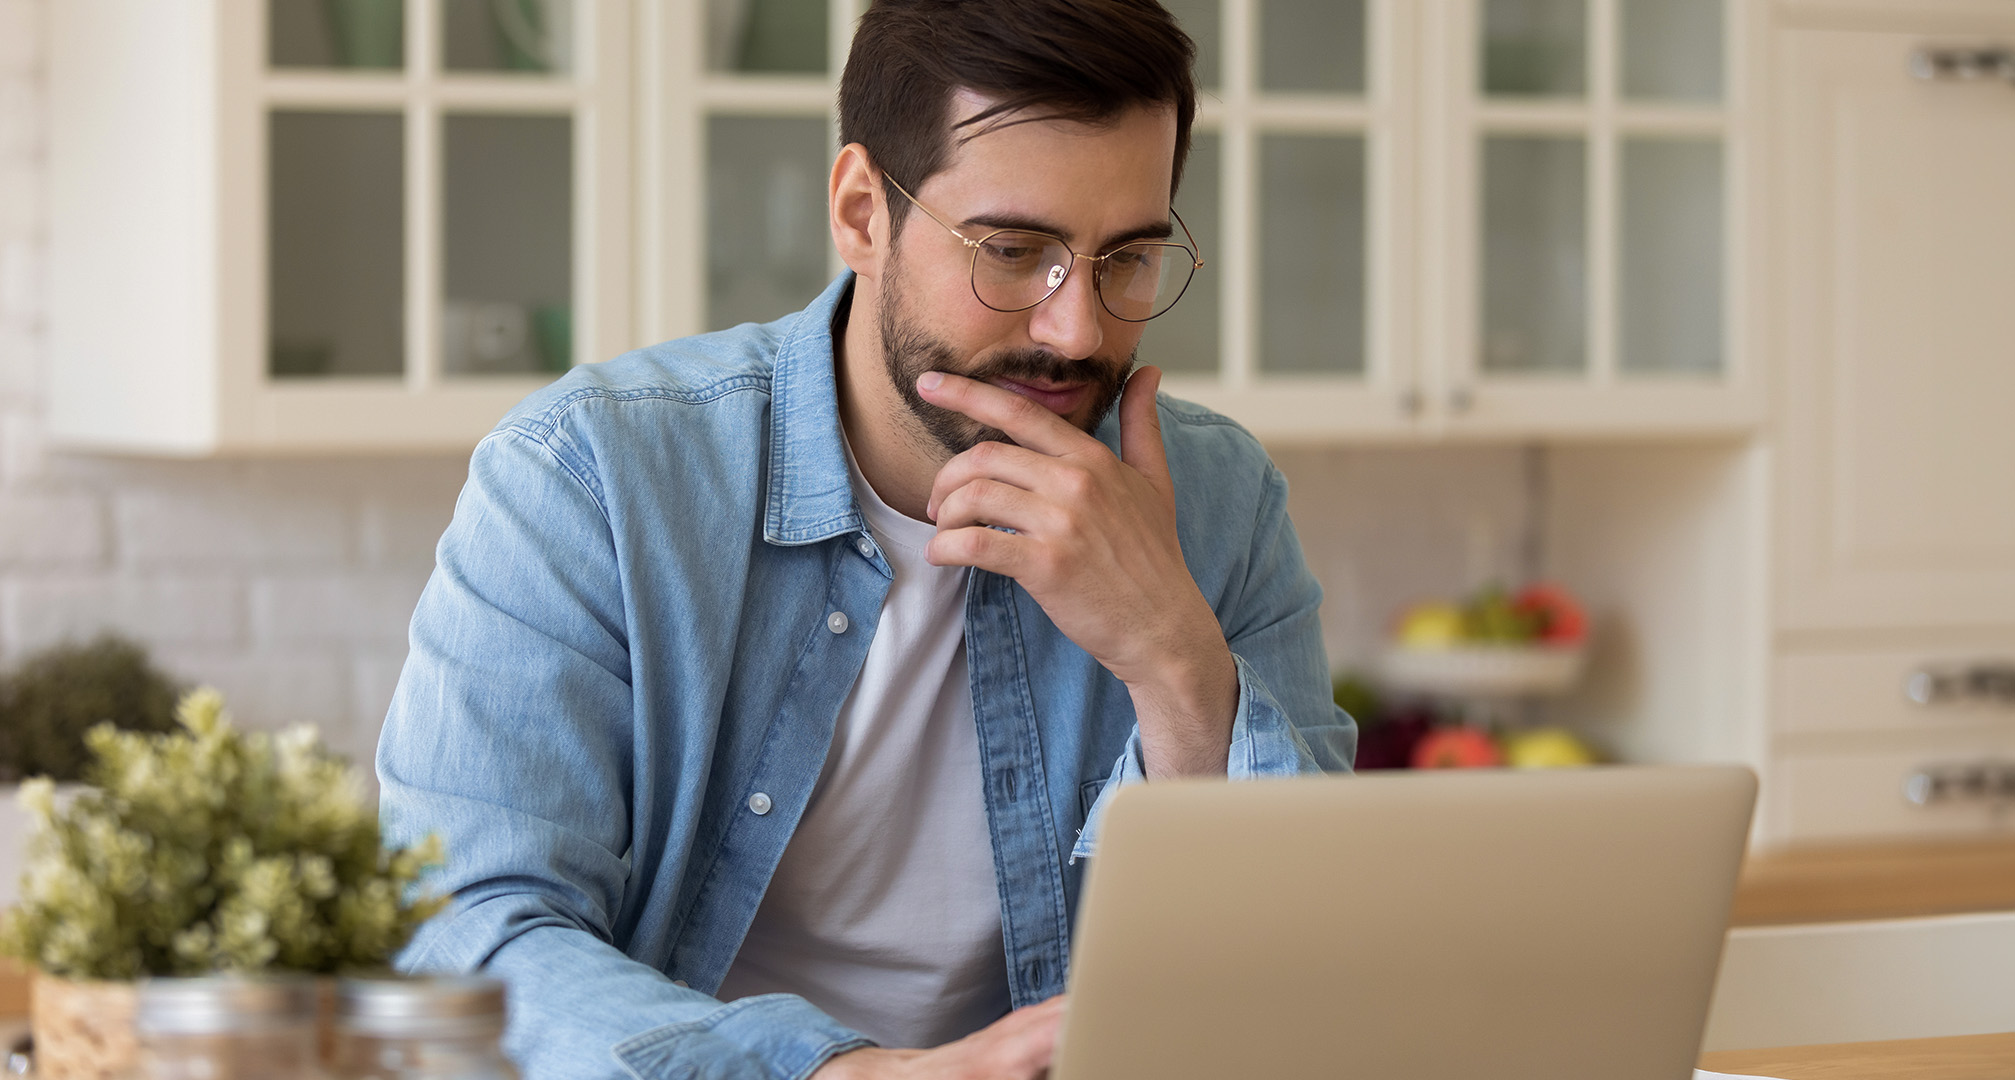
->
[331,976,518,1080]
[132,975,326,1080]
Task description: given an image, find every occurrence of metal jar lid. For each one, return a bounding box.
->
[136,975,320,1035]
[336,976,507,1038]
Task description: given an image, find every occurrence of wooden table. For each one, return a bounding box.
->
[1699,1031,2015,1078]
[1729,838,2015,927]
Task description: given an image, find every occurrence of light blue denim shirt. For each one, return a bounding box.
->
[377,273,1355,1080]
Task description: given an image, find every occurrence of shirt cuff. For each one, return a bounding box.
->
[611,993,873,1080]
[1070,653,1320,861]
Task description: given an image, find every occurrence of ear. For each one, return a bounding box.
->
[830,143,888,282]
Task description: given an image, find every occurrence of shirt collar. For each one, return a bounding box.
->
[765,272,868,546]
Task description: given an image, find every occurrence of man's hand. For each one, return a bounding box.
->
[917,366,1238,779]
[812,996,1066,1080]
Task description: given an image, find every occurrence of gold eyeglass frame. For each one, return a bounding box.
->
[883,173,1205,324]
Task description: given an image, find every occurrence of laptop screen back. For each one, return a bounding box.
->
[1055,765,1757,1080]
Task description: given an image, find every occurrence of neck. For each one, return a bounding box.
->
[835,277,946,523]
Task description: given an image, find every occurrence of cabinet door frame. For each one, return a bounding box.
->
[234,0,633,452]
[1421,0,1768,439]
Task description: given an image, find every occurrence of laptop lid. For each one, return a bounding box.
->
[1054,765,1757,1080]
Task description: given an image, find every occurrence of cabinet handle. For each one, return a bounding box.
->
[1905,662,2015,706]
[1904,761,2015,806]
[1399,388,1424,417]
[1909,46,2015,84]
[1448,386,1475,414]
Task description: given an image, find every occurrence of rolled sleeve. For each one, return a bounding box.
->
[1070,653,1344,861]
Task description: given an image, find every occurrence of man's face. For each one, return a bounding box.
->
[875,95,1179,457]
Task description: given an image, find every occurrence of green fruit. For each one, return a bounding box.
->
[1465,584,1541,644]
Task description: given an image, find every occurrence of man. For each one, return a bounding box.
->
[378,1,1354,1077]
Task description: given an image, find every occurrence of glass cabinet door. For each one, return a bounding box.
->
[268,110,406,378]
[263,0,610,393]
[1467,0,1730,396]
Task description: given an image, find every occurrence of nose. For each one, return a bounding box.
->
[1026,253,1105,360]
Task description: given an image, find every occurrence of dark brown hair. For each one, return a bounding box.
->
[838,0,1198,237]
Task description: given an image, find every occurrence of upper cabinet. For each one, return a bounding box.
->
[48,0,631,453]
[49,0,1758,454]
[1421,0,1764,440]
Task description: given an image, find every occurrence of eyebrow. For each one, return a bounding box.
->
[959,211,1176,250]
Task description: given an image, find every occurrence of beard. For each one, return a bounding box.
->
[877,258,1135,458]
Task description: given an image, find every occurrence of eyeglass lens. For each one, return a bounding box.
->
[970,231,1196,322]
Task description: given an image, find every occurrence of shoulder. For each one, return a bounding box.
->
[496,318,793,444]
[1153,392,1281,491]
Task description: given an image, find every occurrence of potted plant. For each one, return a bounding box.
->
[0,688,441,1080]
[0,636,184,916]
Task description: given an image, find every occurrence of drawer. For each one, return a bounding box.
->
[1772,742,2015,844]
[1775,647,2015,736]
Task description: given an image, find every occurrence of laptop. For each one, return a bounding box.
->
[1053,765,1757,1080]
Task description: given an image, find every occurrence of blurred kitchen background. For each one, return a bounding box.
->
[1,0,2011,857]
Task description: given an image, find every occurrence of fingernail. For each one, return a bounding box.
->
[917,371,943,392]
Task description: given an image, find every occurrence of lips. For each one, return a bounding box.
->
[992,377,1091,416]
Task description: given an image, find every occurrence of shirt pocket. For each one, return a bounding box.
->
[1078,775,1110,830]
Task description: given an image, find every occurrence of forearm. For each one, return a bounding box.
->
[1125,634,1238,780]
[402,910,867,1080]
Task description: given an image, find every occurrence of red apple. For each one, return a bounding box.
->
[1513,583,1587,646]
[1409,726,1503,769]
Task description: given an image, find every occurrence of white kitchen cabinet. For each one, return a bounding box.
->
[48,0,631,454]
[48,0,1758,453]
[1761,0,2015,844]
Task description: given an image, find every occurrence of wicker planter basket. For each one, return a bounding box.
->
[30,974,137,1080]
[27,973,340,1076]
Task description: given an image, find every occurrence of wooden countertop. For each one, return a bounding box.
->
[1728,837,2015,927]
[1699,1031,2015,1078]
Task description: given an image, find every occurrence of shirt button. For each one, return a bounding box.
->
[826,610,849,634]
[672,980,689,988]
[856,535,876,558]
[748,792,773,815]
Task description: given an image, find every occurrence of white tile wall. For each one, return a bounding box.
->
[0,0,1537,767]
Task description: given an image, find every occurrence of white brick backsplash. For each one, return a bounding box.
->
[0,489,103,566]
[351,648,410,764]
[4,575,245,655]
[250,572,428,647]
[359,470,465,568]
[152,647,352,735]
[118,485,354,568]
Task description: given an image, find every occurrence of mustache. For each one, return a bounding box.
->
[959,349,1128,388]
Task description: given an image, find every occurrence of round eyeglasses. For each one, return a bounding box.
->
[885,174,1204,323]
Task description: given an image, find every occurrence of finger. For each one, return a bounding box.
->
[925,525,1031,578]
[927,440,1073,522]
[933,478,1057,536]
[954,996,1066,1079]
[1118,365,1170,492]
[917,371,1102,458]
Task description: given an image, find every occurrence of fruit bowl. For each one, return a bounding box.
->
[1378,645,1587,699]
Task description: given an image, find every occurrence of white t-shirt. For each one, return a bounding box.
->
[714,444,1011,1048]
